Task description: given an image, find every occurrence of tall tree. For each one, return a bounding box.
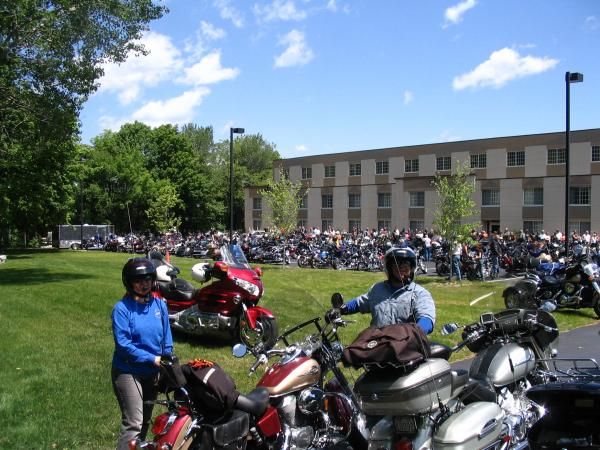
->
[260,169,305,235]
[431,160,480,245]
[0,0,166,245]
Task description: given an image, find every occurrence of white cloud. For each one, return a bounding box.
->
[214,0,244,27]
[254,0,307,22]
[326,0,337,12]
[584,15,599,31]
[439,130,462,142]
[444,0,477,27]
[98,88,211,131]
[452,47,559,90]
[403,90,414,105]
[295,144,308,152]
[178,51,240,85]
[131,88,211,127]
[201,21,226,40]
[274,30,314,68]
[97,32,183,105]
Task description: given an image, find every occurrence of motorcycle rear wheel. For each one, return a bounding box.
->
[239,316,278,350]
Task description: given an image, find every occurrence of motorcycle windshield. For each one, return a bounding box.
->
[220,244,252,270]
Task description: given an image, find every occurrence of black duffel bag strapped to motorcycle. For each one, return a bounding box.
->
[343,323,430,370]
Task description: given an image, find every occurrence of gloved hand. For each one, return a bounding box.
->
[325,308,341,324]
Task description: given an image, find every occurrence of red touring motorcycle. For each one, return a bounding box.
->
[150,244,278,349]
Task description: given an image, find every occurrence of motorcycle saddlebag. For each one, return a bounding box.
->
[201,410,249,450]
[433,401,504,450]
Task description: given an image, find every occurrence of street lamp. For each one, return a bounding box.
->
[229,127,245,242]
[564,71,583,258]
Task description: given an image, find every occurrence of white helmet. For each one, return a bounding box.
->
[191,263,211,283]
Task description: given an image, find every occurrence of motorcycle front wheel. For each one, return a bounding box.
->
[239,316,278,350]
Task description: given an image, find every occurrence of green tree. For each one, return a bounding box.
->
[146,180,183,233]
[260,169,305,235]
[0,0,166,246]
[431,160,480,246]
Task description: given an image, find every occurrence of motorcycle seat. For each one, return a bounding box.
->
[540,275,562,286]
[429,342,452,360]
[235,387,269,417]
[157,278,197,301]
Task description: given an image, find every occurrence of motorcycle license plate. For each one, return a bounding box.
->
[198,313,219,329]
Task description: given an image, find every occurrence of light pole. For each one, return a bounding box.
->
[229,127,245,242]
[564,71,583,258]
[79,156,87,247]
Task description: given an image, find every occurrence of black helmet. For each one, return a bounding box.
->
[384,247,417,284]
[122,257,157,296]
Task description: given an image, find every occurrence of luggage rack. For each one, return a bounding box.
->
[537,357,600,382]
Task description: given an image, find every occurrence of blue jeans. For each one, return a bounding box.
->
[450,255,462,281]
[490,254,500,278]
[112,369,158,450]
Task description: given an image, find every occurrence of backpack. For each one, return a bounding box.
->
[182,359,240,420]
[343,323,430,369]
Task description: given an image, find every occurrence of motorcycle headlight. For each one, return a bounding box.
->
[232,276,260,297]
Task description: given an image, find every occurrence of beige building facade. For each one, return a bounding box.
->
[244,129,600,234]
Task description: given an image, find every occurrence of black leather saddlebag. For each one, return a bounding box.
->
[202,410,249,449]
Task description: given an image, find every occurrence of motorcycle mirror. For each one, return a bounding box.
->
[331,292,344,308]
[441,323,459,336]
[232,343,248,358]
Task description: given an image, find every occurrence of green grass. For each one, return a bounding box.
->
[0,250,597,449]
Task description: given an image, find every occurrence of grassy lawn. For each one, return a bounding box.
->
[0,250,597,449]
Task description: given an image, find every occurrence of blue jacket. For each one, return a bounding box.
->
[111,294,173,377]
[345,281,436,333]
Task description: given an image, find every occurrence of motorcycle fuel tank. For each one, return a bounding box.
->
[257,356,321,397]
[469,342,535,387]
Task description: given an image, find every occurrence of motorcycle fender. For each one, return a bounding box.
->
[257,405,281,438]
[433,402,504,449]
[156,413,194,450]
[244,305,275,328]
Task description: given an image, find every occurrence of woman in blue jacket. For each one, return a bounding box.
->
[111,257,173,450]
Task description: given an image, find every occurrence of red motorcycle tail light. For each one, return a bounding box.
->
[254,267,263,277]
[151,413,171,436]
[394,438,413,450]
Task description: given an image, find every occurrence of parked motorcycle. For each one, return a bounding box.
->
[130,354,270,450]
[345,305,558,449]
[151,244,279,349]
[231,294,368,450]
[503,251,600,316]
[525,358,600,449]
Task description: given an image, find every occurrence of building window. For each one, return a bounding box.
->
[322,220,333,231]
[253,220,261,230]
[376,161,389,175]
[302,167,312,179]
[297,219,306,229]
[409,191,425,208]
[470,153,487,169]
[322,194,333,209]
[299,194,308,209]
[378,220,391,231]
[523,221,543,234]
[570,186,590,205]
[570,221,591,234]
[436,156,451,171]
[405,159,419,173]
[523,188,543,206]
[547,148,566,165]
[378,192,392,208]
[349,163,362,176]
[349,220,361,231]
[482,189,500,206]
[410,220,424,232]
[324,165,336,178]
[592,145,600,162]
[507,151,525,167]
[252,197,262,210]
[348,193,361,208]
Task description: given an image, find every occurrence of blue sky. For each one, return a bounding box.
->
[80,0,600,158]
